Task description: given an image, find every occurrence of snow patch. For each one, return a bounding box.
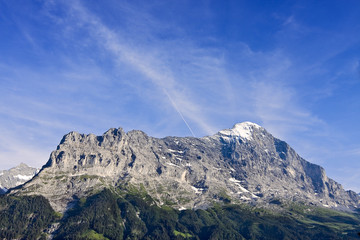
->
[168,149,184,154]
[240,196,251,201]
[14,174,33,181]
[229,178,249,192]
[219,121,261,141]
[179,206,186,211]
[251,193,259,199]
[165,162,180,168]
[229,178,241,183]
[236,185,249,193]
[191,186,205,194]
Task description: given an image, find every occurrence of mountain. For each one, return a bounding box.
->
[2,122,360,239]
[11,122,360,213]
[0,163,38,193]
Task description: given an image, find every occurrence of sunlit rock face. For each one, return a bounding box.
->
[0,163,38,193]
[12,122,360,213]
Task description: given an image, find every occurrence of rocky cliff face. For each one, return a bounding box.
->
[11,122,360,213]
[0,163,38,193]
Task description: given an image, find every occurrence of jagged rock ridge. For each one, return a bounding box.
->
[0,163,38,193]
[12,122,360,212]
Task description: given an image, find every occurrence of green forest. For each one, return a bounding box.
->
[1,188,360,240]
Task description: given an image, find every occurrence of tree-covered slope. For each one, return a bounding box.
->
[0,195,59,240]
[1,187,360,239]
[54,188,360,240]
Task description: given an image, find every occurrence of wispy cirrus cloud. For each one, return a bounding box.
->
[1,0,351,175]
[28,0,328,143]
[51,0,225,136]
[1,0,359,192]
[65,1,325,138]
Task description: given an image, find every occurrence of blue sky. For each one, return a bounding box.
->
[1,0,360,192]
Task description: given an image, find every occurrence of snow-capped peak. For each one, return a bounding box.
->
[0,163,38,190]
[218,121,261,141]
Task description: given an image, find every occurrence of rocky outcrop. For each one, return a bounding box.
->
[11,122,360,213]
[0,163,38,193]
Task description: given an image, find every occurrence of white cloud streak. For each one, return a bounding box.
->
[60,1,218,136]
[0,0,358,193]
[40,0,327,141]
[0,2,334,160]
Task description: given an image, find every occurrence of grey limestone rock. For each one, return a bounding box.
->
[11,122,360,213]
[0,163,38,193]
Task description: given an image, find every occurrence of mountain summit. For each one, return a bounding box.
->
[11,122,360,213]
[0,163,38,193]
[218,121,262,141]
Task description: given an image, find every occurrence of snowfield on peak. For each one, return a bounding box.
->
[14,174,34,181]
[0,164,38,191]
[218,121,261,141]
